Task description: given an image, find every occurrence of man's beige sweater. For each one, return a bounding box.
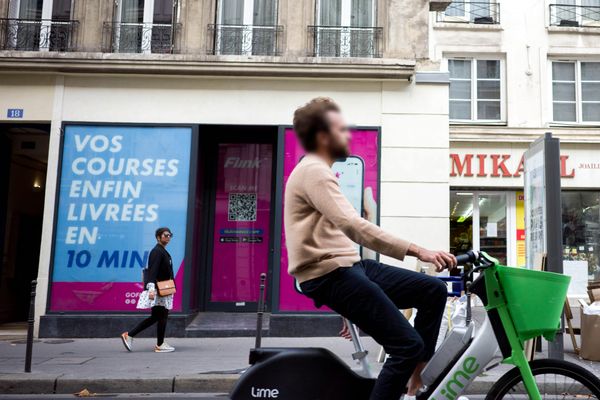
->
[284,154,411,283]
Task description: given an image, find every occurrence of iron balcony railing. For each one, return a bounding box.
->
[550,4,600,27]
[308,26,383,58]
[0,18,78,51]
[207,24,283,56]
[102,22,181,54]
[436,1,500,24]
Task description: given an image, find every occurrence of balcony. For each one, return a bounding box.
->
[436,2,500,24]
[308,26,383,58]
[550,4,600,28]
[0,18,78,51]
[102,22,181,54]
[207,24,283,56]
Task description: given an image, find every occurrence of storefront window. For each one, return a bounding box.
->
[450,192,474,255]
[562,191,600,284]
[450,191,509,265]
[478,193,507,264]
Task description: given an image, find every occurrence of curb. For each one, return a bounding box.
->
[0,374,500,395]
[0,374,239,395]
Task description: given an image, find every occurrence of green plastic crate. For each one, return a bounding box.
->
[496,266,571,342]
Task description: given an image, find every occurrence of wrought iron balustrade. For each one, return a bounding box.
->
[208,24,283,56]
[102,22,181,54]
[550,4,600,27]
[436,2,500,24]
[0,18,78,51]
[308,26,383,58]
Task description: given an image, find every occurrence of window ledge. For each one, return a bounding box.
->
[450,125,600,143]
[0,51,416,80]
[548,25,600,35]
[450,121,507,126]
[434,22,503,31]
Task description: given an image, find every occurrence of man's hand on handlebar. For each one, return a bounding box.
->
[408,244,457,272]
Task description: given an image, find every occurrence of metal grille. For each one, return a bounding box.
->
[436,2,500,24]
[550,4,600,27]
[0,19,78,51]
[102,22,181,54]
[308,26,383,58]
[208,24,283,56]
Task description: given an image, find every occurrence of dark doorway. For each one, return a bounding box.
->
[0,123,49,323]
[197,126,278,312]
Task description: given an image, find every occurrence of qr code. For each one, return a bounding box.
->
[228,193,257,221]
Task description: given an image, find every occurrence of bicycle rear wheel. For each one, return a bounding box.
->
[486,359,600,399]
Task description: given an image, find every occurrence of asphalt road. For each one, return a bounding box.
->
[0,395,229,399]
[0,396,496,400]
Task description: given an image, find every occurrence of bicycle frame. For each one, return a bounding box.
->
[422,263,543,400]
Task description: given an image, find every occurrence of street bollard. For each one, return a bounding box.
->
[255,273,267,349]
[24,280,37,373]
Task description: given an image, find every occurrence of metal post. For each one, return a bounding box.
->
[25,280,37,373]
[255,273,267,349]
[543,132,564,359]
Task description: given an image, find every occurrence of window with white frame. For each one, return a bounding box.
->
[215,0,278,56]
[550,0,600,28]
[111,0,177,54]
[552,61,600,123]
[442,0,500,24]
[314,0,378,57]
[448,58,504,122]
[5,0,75,51]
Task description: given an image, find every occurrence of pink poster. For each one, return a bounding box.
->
[210,143,273,303]
[278,128,380,312]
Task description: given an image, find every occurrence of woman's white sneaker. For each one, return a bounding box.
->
[155,342,175,353]
[120,332,133,352]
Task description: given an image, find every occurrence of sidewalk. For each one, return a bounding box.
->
[0,333,598,395]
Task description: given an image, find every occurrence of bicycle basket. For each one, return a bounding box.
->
[496,266,571,342]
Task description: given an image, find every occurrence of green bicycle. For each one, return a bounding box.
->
[230,250,600,399]
[418,250,600,400]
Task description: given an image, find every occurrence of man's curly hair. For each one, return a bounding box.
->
[293,97,340,151]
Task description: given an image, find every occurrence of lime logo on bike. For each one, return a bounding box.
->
[251,387,279,398]
[432,356,480,400]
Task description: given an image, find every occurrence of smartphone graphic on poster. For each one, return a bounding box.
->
[332,156,365,254]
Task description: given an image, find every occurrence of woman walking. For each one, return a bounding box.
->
[121,227,176,353]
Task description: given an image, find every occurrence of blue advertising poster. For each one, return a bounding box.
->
[50,125,191,311]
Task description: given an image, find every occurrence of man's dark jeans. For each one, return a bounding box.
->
[299,259,448,400]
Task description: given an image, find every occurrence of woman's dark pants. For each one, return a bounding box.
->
[129,306,169,346]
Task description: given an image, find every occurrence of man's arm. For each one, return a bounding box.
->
[303,164,456,270]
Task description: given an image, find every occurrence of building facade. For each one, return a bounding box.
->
[0,0,451,337]
[431,0,600,298]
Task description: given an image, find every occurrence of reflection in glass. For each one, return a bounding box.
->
[479,193,507,265]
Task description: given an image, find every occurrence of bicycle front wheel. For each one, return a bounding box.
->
[486,359,600,399]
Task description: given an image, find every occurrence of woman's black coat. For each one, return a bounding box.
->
[145,244,174,286]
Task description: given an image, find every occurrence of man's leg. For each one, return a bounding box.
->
[361,259,448,363]
[300,265,425,400]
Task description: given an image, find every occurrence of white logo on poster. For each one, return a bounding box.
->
[225,157,261,169]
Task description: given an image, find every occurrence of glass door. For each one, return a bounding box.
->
[207,141,274,310]
[450,190,515,266]
[478,193,508,265]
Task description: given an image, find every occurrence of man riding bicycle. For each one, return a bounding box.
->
[284,97,458,400]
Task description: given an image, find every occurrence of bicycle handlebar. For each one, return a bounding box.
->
[455,250,479,266]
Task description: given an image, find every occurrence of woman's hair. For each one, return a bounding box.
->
[155,227,172,239]
[293,97,340,151]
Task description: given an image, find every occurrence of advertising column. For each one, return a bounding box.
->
[49,125,192,312]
